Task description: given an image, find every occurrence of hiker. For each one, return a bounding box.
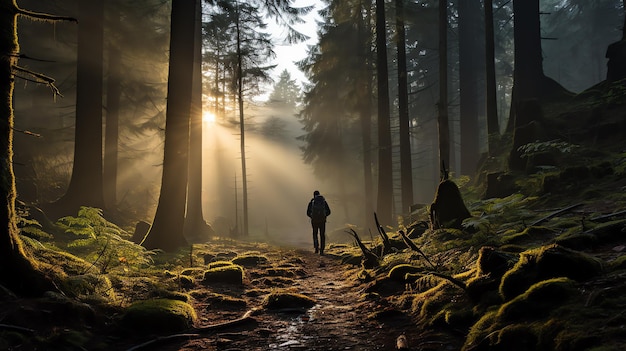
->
[306,190,331,254]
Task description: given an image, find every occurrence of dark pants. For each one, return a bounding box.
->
[311,221,326,253]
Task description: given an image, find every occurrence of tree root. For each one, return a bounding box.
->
[125,308,260,351]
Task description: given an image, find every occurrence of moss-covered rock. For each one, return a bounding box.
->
[202,264,244,285]
[500,244,603,300]
[464,278,578,350]
[262,291,316,310]
[387,264,423,282]
[232,254,268,267]
[119,298,197,335]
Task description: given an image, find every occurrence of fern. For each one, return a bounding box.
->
[57,207,155,273]
[517,139,580,158]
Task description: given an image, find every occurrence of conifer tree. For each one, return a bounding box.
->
[0,0,75,296]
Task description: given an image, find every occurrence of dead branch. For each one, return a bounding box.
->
[16,8,78,23]
[399,229,436,270]
[12,128,41,137]
[530,203,583,227]
[589,209,626,222]
[125,308,259,351]
[373,212,392,253]
[195,307,258,331]
[12,65,62,97]
[0,323,35,334]
[345,228,379,268]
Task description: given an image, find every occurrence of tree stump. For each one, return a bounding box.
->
[429,180,471,229]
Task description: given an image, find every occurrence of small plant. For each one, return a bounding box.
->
[56,207,155,274]
[517,139,580,159]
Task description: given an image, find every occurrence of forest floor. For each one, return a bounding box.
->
[113,245,457,351]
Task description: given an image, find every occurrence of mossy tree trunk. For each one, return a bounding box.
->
[0,0,61,296]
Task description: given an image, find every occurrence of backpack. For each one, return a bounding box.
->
[310,197,327,222]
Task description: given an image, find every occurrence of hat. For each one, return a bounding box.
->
[313,190,320,196]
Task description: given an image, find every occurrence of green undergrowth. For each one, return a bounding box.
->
[338,149,626,350]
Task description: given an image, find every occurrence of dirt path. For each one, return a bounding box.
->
[150,248,431,351]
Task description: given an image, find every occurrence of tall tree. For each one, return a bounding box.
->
[357,0,375,229]
[375,0,393,224]
[458,0,482,175]
[232,1,275,236]
[104,4,121,208]
[142,0,197,251]
[1,0,74,296]
[605,0,626,81]
[437,0,450,178]
[484,0,499,155]
[48,0,106,219]
[395,0,414,213]
[508,0,569,132]
[185,0,213,242]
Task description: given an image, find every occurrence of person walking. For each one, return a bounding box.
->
[307,190,331,254]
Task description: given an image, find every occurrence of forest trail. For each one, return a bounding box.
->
[136,247,452,351]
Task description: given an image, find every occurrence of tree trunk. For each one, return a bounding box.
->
[375,0,393,225]
[437,0,450,179]
[235,6,249,237]
[0,0,59,296]
[458,0,482,176]
[49,0,106,219]
[484,0,499,155]
[142,0,196,251]
[605,0,626,82]
[395,0,414,214]
[185,0,213,243]
[104,4,121,208]
[358,0,374,230]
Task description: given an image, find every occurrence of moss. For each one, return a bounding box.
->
[120,298,197,335]
[232,254,268,267]
[202,264,244,285]
[500,244,603,300]
[267,267,306,277]
[498,278,577,322]
[501,226,558,245]
[464,310,498,350]
[262,291,316,310]
[190,291,246,308]
[476,246,517,278]
[554,233,597,250]
[387,264,423,282]
[64,274,114,299]
[609,255,626,271]
[496,324,539,350]
[207,260,234,269]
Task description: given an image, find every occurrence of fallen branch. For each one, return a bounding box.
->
[589,209,626,222]
[345,228,379,268]
[530,203,583,227]
[0,323,35,334]
[195,307,259,332]
[374,212,392,253]
[125,308,259,351]
[399,229,436,270]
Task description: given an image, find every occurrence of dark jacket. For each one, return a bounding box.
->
[307,195,331,223]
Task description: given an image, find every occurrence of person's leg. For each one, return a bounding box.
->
[319,222,326,254]
[312,223,319,253]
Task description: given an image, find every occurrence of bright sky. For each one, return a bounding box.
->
[267,0,323,87]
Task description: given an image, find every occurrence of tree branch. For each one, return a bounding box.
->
[12,65,63,97]
[16,8,78,23]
